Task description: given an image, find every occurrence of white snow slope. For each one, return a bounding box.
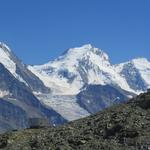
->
[29,44,150,95]
[0,42,27,85]
[37,94,90,121]
[28,44,150,121]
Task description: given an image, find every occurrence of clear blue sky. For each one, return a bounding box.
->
[0,0,150,65]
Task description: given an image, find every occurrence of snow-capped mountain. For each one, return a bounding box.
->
[29,44,129,95]
[29,44,150,95]
[0,42,50,93]
[115,58,150,93]
[28,44,150,120]
[0,43,66,132]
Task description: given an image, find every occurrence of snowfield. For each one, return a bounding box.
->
[29,44,150,95]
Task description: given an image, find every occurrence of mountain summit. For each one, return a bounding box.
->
[29,44,113,95]
[0,42,19,80]
[29,44,150,95]
[0,42,50,93]
[27,44,150,121]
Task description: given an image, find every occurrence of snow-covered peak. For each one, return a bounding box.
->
[29,45,112,95]
[0,43,15,72]
[0,43,27,84]
[0,42,11,52]
[79,44,93,49]
[115,57,150,93]
[132,57,149,62]
[39,44,110,70]
[30,45,137,95]
[64,44,109,61]
[116,57,150,71]
[131,57,150,69]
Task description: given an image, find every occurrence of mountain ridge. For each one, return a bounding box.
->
[29,44,150,95]
[0,43,67,132]
[0,43,50,93]
[27,44,150,121]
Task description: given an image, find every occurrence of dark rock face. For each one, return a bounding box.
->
[0,91,150,150]
[0,63,67,132]
[0,44,50,93]
[28,118,49,129]
[0,99,28,133]
[0,45,67,132]
[131,92,150,110]
[15,65,50,93]
[120,63,148,91]
[77,85,129,114]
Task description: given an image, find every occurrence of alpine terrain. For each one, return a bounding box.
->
[0,90,150,150]
[29,44,150,120]
[0,42,66,133]
[0,42,150,132]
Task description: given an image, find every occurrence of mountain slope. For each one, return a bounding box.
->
[28,44,150,121]
[0,62,66,132]
[36,94,90,121]
[0,43,50,93]
[115,58,150,93]
[76,84,131,114]
[30,44,150,95]
[29,44,135,95]
[0,90,150,150]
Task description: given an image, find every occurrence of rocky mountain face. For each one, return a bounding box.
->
[0,90,150,150]
[115,58,150,92]
[0,43,67,132]
[0,43,50,93]
[76,84,132,114]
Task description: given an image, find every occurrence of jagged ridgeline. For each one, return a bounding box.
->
[29,44,150,120]
[0,43,67,133]
[0,90,150,149]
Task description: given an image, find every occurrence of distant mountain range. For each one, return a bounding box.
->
[29,44,150,120]
[0,43,66,133]
[0,42,150,132]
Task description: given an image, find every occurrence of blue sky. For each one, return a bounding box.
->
[0,0,150,65]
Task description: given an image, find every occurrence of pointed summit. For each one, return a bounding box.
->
[131,57,150,65]
[0,42,11,52]
[0,43,50,93]
[39,44,110,70]
[0,42,16,75]
[80,44,93,49]
[31,44,114,95]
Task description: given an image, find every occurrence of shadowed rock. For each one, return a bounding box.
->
[28,118,50,129]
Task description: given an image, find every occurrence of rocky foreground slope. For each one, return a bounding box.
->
[0,90,150,150]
